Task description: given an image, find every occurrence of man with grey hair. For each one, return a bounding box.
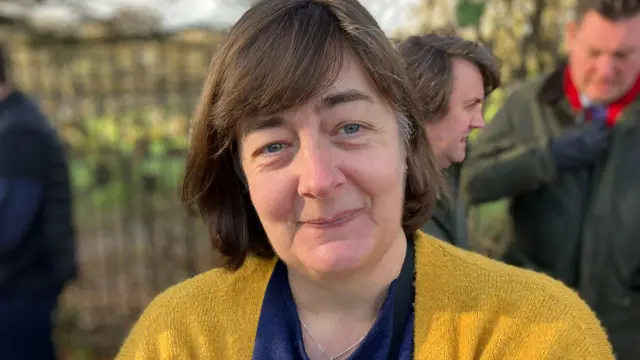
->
[461,0,640,357]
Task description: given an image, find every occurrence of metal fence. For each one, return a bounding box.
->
[9,33,223,357]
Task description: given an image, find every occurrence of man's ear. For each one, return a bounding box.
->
[564,21,578,53]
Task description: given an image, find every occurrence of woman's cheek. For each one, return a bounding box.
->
[249,173,296,224]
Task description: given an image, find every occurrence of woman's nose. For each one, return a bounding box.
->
[296,139,346,199]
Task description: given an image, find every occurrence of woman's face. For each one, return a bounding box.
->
[239,54,407,277]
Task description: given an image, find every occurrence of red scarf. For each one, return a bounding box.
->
[563,67,640,127]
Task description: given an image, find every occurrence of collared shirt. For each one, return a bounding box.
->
[251,261,414,360]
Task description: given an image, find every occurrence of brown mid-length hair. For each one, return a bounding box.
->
[182,0,441,270]
[397,32,501,122]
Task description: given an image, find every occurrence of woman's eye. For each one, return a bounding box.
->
[340,124,361,135]
[263,143,286,154]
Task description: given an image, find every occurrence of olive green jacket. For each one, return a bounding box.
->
[460,65,640,358]
[421,163,468,249]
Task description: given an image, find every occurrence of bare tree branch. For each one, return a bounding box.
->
[515,0,547,78]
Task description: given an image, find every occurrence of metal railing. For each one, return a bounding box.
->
[9,33,222,357]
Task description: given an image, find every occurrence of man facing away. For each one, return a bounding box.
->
[397,33,501,249]
[461,0,640,358]
[0,45,76,359]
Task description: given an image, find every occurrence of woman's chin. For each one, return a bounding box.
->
[300,239,373,275]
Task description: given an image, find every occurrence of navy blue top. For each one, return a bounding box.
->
[252,261,414,360]
[0,90,77,296]
[0,92,45,257]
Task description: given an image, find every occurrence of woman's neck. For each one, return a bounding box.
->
[287,232,408,359]
[288,231,407,321]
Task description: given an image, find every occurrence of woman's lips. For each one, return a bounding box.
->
[301,209,362,229]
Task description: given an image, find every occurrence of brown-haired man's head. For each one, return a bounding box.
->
[397,33,500,168]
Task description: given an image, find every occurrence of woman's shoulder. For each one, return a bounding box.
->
[416,231,577,301]
[414,231,614,358]
[150,255,275,310]
[115,256,277,359]
[415,231,596,320]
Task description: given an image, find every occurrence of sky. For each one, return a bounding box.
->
[73,0,421,34]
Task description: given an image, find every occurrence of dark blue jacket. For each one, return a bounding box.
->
[0,91,76,295]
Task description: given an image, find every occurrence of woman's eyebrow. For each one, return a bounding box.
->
[240,89,373,138]
[317,89,373,112]
[241,116,286,137]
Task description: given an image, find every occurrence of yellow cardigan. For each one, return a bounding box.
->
[116,232,613,359]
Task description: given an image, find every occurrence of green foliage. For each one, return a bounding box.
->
[403,0,570,86]
[467,89,510,256]
[455,0,486,27]
[59,110,190,218]
[483,88,505,123]
[61,109,189,152]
